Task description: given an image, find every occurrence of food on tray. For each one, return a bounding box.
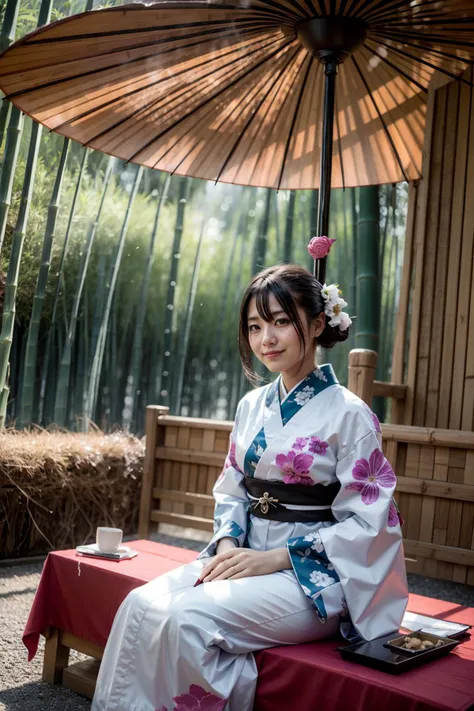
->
[400,636,444,651]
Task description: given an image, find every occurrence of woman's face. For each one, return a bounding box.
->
[247,293,324,379]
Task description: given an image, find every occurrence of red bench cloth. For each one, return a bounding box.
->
[23,541,474,711]
[23,540,197,660]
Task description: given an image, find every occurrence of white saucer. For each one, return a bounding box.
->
[76,544,131,555]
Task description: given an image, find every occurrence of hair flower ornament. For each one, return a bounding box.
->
[307,236,336,260]
[321,283,352,331]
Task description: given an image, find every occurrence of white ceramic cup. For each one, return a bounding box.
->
[96,527,123,553]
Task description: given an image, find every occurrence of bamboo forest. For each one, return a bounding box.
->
[0,0,408,435]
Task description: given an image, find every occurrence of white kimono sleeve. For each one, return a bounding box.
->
[288,429,408,641]
[198,424,249,560]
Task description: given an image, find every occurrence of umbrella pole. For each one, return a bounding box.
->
[315,57,338,284]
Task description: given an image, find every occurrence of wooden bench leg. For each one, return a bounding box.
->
[42,628,70,684]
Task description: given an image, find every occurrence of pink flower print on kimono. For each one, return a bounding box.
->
[308,436,329,455]
[292,437,309,451]
[388,499,404,527]
[371,412,382,434]
[217,440,240,484]
[172,684,227,711]
[275,450,315,485]
[345,448,396,504]
[364,404,382,433]
[224,440,237,470]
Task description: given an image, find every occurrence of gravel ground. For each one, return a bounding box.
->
[1,533,473,711]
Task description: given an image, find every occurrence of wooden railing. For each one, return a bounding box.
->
[348,349,408,416]
[139,403,474,585]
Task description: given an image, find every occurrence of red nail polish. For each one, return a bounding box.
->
[193,578,203,587]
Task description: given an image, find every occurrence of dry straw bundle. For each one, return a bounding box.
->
[0,430,145,558]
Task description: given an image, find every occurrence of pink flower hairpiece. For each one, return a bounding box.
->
[307,235,336,260]
[307,236,352,331]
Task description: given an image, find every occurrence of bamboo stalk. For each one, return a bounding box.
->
[0,0,21,147]
[272,192,281,260]
[53,157,115,427]
[85,165,144,426]
[174,220,206,415]
[252,188,271,272]
[161,176,188,412]
[109,290,118,426]
[73,291,88,429]
[0,0,52,425]
[0,121,43,427]
[123,174,170,431]
[0,108,24,254]
[18,139,70,428]
[283,191,296,263]
[38,147,89,424]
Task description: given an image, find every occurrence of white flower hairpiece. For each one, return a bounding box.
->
[321,283,352,331]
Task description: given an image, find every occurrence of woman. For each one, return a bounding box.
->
[93,262,408,711]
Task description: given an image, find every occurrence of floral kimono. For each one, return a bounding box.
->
[199,363,408,641]
[93,365,407,711]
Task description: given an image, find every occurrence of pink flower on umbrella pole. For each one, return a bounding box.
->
[345,449,396,505]
[275,450,314,485]
[307,236,336,260]
[173,684,227,711]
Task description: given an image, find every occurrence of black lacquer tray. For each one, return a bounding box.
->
[337,631,461,674]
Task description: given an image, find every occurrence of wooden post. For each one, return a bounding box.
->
[42,628,70,684]
[138,405,169,539]
[348,349,378,406]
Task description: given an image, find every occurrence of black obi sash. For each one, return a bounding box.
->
[244,477,340,523]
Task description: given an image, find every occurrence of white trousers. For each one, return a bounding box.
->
[92,559,339,711]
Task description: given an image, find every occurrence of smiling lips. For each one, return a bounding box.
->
[264,351,283,358]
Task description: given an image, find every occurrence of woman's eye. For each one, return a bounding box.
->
[275,318,289,326]
[249,324,259,333]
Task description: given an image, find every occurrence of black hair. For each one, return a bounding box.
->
[238,264,349,384]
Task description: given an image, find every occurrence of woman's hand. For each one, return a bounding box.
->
[200,547,291,583]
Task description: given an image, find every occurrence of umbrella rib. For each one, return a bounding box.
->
[376,17,474,28]
[350,0,388,20]
[300,0,320,17]
[315,0,328,15]
[364,0,473,24]
[344,0,370,17]
[252,0,310,19]
[361,0,437,23]
[82,35,288,144]
[1,22,268,79]
[370,27,474,48]
[370,34,474,67]
[126,38,295,164]
[213,47,303,183]
[351,55,408,182]
[152,45,303,172]
[363,43,427,93]
[276,54,314,191]
[371,36,474,86]
[52,32,278,133]
[23,15,280,45]
[357,45,425,178]
[3,26,270,99]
